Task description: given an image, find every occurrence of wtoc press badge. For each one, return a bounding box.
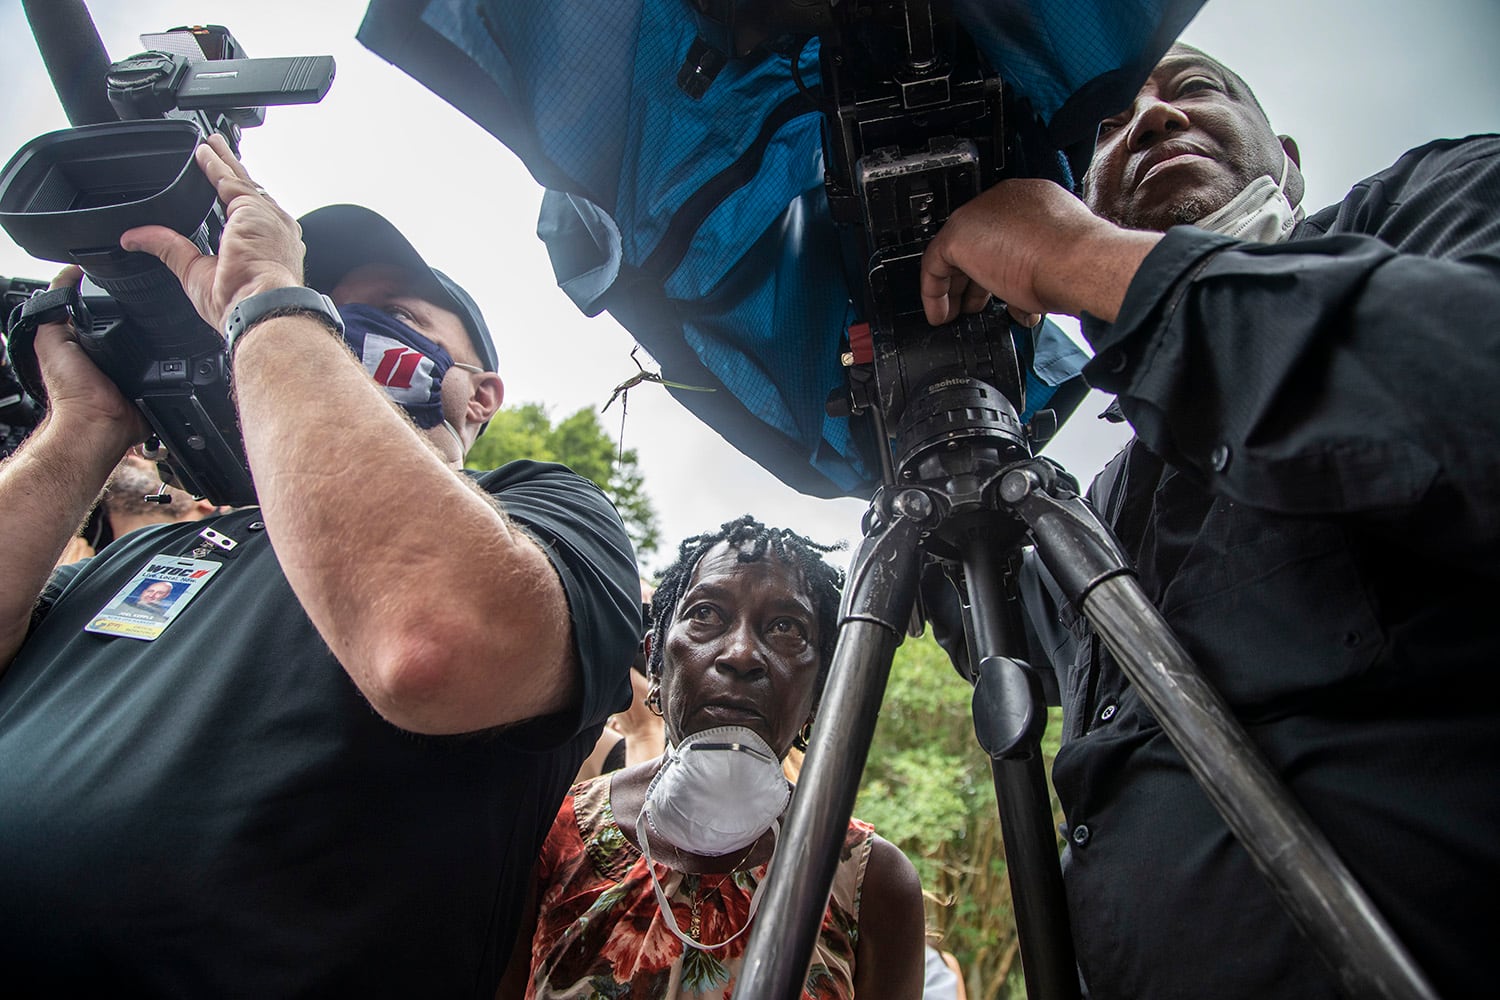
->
[86,555,221,641]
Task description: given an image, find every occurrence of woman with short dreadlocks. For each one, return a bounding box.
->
[499,516,926,999]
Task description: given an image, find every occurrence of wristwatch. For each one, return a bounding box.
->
[223,286,345,361]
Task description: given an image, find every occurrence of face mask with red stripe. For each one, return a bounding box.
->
[339,303,458,429]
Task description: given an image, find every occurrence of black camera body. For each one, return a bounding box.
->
[1,117,246,501]
[0,14,333,506]
[685,1,1032,485]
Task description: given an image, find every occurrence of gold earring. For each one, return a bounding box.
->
[645,681,664,717]
[793,719,814,751]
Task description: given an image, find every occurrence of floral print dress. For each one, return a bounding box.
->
[523,776,874,999]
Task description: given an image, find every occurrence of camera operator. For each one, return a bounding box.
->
[0,133,641,995]
[918,43,1499,1000]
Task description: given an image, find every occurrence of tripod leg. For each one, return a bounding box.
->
[1001,462,1438,1000]
[961,536,1080,1000]
[738,490,928,1000]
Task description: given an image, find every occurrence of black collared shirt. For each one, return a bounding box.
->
[1040,135,1500,1000]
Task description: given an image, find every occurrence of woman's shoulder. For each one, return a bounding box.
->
[568,773,611,827]
[850,834,928,999]
[825,816,881,915]
[537,774,640,885]
[575,772,646,881]
[832,819,921,919]
[842,815,876,857]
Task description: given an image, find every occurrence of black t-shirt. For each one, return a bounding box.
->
[0,460,639,997]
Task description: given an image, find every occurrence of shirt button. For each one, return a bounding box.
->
[1071,824,1092,847]
[248,521,266,531]
[1099,702,1117,722]
[1210,444,1232,472]
[1102,350,1128,373]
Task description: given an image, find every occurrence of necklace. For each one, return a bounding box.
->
[686,842,760,942]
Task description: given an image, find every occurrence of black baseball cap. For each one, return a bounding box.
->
[298,204,499,372]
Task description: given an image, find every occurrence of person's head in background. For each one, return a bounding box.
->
[55,452,219,567]
[103,453,217,536]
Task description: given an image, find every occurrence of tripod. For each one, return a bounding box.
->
[671,3,1439,996]
[734,339,1439,997]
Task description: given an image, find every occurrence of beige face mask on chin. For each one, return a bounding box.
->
[1195,148,1304,243]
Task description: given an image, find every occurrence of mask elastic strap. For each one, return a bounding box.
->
[437,420,465,457]
[1276,147,1305,218]
[636,804,776,952]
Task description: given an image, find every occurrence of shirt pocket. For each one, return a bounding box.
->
[1156,502,1383,713]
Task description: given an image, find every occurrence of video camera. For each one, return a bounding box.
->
[0,5,333,505]
[681,1,1062,502]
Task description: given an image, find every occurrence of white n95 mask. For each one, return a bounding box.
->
[638,725,790,857]
[1195,148,1304,244]
[636,725,792,950]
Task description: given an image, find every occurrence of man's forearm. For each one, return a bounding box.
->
[0,415,125,667]
[230,315,576,734]
[1045,224,1163,323]
[919,177,1162,326]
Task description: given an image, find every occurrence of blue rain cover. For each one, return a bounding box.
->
[358,0,1204,498]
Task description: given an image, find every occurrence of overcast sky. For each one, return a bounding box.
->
[1,0,1495,571]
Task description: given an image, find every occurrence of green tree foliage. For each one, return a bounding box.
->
[854,632,1066,1000]
[465,402,661,557]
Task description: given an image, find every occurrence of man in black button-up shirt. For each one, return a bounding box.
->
[920,42,1499,1000]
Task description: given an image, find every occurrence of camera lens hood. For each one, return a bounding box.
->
[0,119,215,268]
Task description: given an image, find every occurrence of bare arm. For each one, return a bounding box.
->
[229,312,576,734]
[54,535,97,568]
[575,723,625,782]
[0,268,147,670]
[940,950,968,1000]
[120,136,577,734]
[919,178,1162,326]
[853,835,927,1000]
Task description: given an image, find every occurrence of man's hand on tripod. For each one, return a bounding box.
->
[918,178,1162,327]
